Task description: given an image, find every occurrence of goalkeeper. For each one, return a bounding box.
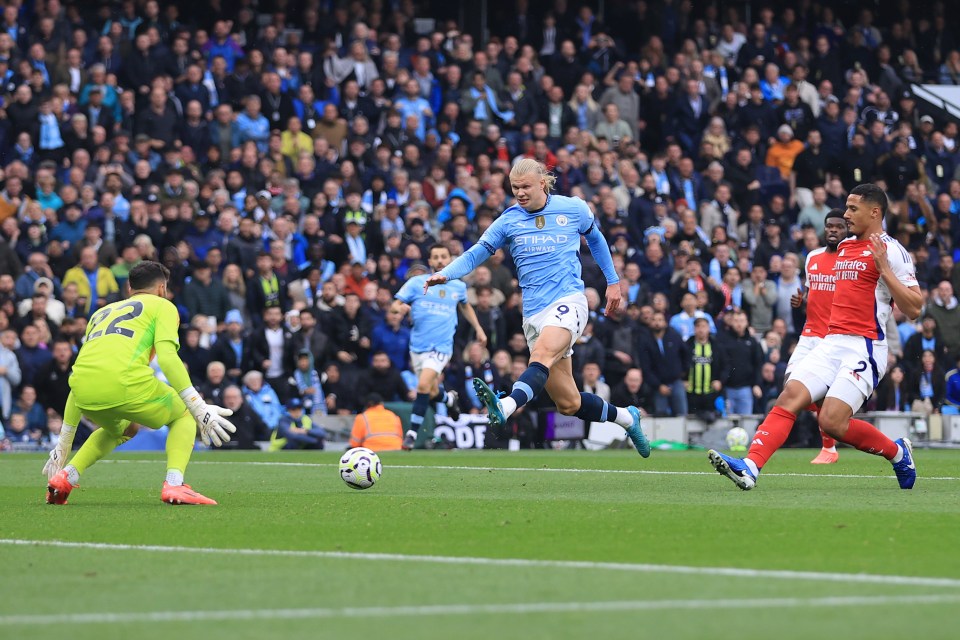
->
[43,261,236,506]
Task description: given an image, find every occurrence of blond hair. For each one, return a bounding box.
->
[510,158,556,194]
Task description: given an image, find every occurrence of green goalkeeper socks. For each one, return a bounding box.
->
[165,412,197,483]
[68,428,126,475]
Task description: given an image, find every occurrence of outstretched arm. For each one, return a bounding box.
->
[584,225,619,286]
[42,392,80,480]
[156,341,193,394]
[441,243,491,279]
[425,244,493,291]
[583,225,622,317]
[426,219,507,291]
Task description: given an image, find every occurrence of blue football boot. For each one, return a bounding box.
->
[473,378,506,426]
[707,449,757,490]
[625,407,651,458]
[891,437,916,490]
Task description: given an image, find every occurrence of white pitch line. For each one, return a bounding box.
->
[99,458,960,482]
[2,593,959,626]
[3,539,960,589]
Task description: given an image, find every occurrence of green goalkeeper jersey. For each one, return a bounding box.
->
[69,294,181,409]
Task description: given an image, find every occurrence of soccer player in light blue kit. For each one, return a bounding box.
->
[423,159,650,456]
[393,245,487,449]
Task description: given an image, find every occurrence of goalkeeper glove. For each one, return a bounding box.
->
[179,386,237,447]
[43,423,76,481]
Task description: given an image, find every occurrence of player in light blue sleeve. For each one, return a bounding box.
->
[393,244,487,449]
[424,159,650,457]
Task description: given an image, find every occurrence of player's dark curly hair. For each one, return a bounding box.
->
[824,208,846,223]
[128,261,171,291]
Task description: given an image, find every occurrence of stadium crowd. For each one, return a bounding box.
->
[2,0,960,450]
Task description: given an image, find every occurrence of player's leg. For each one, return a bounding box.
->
[708,350,830,490]
[430,369,459,420]
[787,337,839,464]
[820,380,915,489]
[164,411,199,473]
[492,324,568,421]
[745,347,836,465]
[63,413,135,476]
[810,401,840,464]
[405,358,439,450]
[425,356,460,447]
[819,394,904,461]
[47,411,136,505]
[162,409,217,504]
[783,338,831,462]
[545,356,651,458]
[127,383,217,504]
[743,380,816,466]
[479,296,586,425]
[45,393,84,503]
[154,390,219,504]
[807,402,840,464]
[819,430,838,450]
[422,352,459,420]
[412,366,439,429]
[160,408,218,504]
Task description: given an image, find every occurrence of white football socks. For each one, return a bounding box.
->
[614,407,633,428]
[65,465,80,486]
[165,469,184,486]
[500,396,517,419]
[891,445,904,464]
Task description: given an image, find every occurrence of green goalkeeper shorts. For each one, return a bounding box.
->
[77,379,190,435]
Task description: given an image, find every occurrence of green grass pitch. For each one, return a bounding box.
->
[2,449,960,640]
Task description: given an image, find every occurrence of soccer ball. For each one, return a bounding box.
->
[725,427,749,452]
[339,447,382,490]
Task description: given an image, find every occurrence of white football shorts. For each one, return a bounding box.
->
[788,334,888,412]
[522,292,589,359]
[410,350,451,376]
[784,335,823,377]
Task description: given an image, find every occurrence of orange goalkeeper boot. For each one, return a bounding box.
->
[46,470,77,505]
[161,482,218,505]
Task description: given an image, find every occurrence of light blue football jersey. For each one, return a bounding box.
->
[396,273,467,354]
[467,194,598,317]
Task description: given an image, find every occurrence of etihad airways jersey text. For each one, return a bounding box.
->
[473,195,597,317]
